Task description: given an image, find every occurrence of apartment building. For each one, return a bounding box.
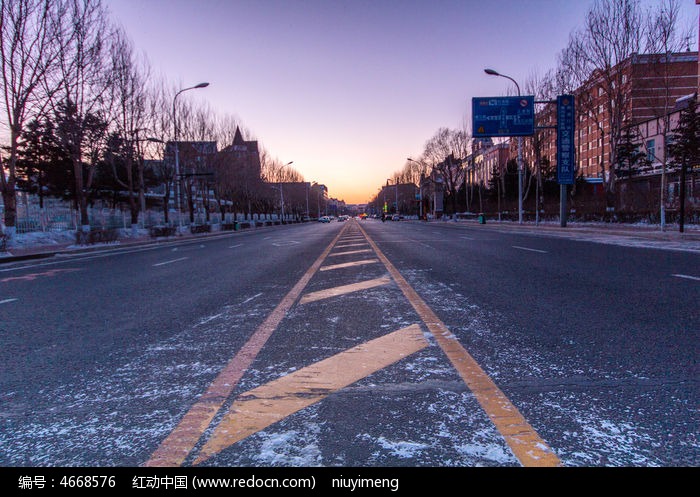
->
[503,50,698,185]
[577,51,698,179]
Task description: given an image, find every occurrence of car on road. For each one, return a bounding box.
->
[318,216,331,223]
[391,214,400,221]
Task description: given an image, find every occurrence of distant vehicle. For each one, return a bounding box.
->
[337,215,349,222]
[391,214,400,221]
[318,216,331,223]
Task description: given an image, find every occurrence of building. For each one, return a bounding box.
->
[218,127,261,180]
[575,51,698,180]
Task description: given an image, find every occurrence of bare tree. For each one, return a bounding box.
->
[524,68,557,222]
[423,127,470,216]
[176,98,217,223]
[52,0,112,232]
[106,26,150,233]
[641,0,694,229]
[142,77,173,222]
[563,0,644,209]
[0,0,64,235]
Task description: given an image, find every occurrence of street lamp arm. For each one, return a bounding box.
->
[175,82,210,100]
[484,69,520,96]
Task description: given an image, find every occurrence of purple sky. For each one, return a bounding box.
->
[106,0,699,204]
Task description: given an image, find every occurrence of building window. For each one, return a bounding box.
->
[646,139,655,163]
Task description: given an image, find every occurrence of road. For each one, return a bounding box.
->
[0,218,697,469]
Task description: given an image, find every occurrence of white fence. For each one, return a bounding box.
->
[2,194,288,235]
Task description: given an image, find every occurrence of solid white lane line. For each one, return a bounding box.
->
[0,298,18,305]
[513,246,548,254]
[229,244,243,248]
[153,257,189,267]
[672,273,700,281]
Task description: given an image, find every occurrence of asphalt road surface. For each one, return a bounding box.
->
[1,219,697,469]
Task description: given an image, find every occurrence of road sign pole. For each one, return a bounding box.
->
[560,184,567,227]
[556,94,575,228]
[518,136,523,224]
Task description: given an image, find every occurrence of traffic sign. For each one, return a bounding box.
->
[556,95,575,185]
[472,96,535,137]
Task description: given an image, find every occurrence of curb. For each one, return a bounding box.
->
[0,227,258,265]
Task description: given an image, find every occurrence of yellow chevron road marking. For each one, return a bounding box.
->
[328,249,374,256]
[320,259,380,271]
[194,324,428,464]
[298,276,391,305]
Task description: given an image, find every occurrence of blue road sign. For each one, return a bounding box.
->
[472,96,535,137]
[556,95,575,185]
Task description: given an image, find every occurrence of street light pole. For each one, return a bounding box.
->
[173,82,209,231]
[386,178,398,216]
[278,161,293,222]
[485,69,523,224]
[395,181,398,215]
[407,157,424,220]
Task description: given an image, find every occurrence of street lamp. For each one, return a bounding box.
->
[484,68,523,224]
[407,157,425,219]
[386,178,398,216]
[173,82,209,230]
[278,161,293,222]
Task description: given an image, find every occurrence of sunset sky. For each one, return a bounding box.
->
[106,0,699,205]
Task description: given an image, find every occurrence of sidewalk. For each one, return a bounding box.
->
[412,217,700,251]
[0,226,255,264]
[473,218,700,240]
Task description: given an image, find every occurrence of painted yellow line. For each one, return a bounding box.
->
[320,259,380,271]
[356,223,562,467]
[143,223,352,467]
[335,242,368,248]
[298,276,391,305]
[194,324,428,465]
[328,249,374,257]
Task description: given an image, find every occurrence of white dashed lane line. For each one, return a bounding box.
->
[0,298,18,305]
[672,273,700,281]
[153,257,189,267]
[512,246,548,254]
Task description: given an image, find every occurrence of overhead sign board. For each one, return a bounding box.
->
[472,96,535,137]
[556,94,575,185]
